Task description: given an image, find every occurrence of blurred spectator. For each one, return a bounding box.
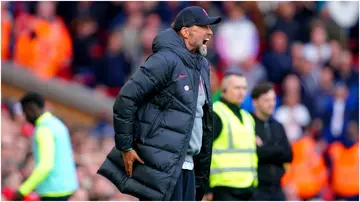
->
[65,2,108,29]
[303,20,331,67]
[120,11,144,60]
[293,2,317,43]
[143,1,160,13]
[290,42,304,71]
[144,12,165,31]
[293,54,321,116]
[319,5,348,49]
[321,83,355,146]
[109,1,143,30]
[230,57,267,93]
[335,50,359,111]
[96,30,132,93]
[216,2,259,67]
[13,1,72,80]
[271,2,300,43]
[72,16,102,87]
[328,120,359,201]
[313,67,334,117]
[275,75,311,143]
[262,30,292,85]
[1,1,12,60]
[131,26,158,75]
[335,50,359,89]
[281,124,329,200]
[326,40,343,70]
[256,1,278,15]
[246,2,267,39]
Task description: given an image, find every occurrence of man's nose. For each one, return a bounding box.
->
[207,27,213,37]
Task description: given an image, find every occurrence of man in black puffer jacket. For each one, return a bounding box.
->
[97,6,221,201]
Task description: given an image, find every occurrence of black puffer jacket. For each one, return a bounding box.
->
[97,28,213,201]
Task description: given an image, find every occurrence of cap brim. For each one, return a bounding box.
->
[203,16,222,26]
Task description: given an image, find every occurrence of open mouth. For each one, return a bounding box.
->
[203,38,209,45]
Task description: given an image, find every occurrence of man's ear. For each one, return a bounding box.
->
[180,27,190,39]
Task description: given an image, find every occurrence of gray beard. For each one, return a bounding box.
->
[197,44,207,56]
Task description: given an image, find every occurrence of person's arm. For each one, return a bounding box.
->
[257,143,287,164]
[276,123,293,163]
[213,111,222,140]
[113,53,171,151]
[18,127,55,196]
[257,124,293,164]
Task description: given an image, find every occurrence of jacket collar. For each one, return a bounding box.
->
[251,112,274,123]
[35,112,52,126]
[220,97,241,113]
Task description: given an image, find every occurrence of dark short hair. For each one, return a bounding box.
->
[20,92,45,109]
[251,82,274,99]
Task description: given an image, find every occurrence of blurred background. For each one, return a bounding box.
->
[1,1,359,201]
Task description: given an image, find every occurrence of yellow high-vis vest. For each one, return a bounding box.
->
[210,101,258,189]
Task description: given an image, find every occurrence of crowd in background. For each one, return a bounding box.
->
[1,1,359,201]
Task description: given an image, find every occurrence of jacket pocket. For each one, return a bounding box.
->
[173,96,193,114]
[164,90,193,114]
[146,111,163,139]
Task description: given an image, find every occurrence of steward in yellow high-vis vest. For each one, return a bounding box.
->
[209,70,258,201]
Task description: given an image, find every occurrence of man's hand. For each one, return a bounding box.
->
[202,193,213,201]
[122,149,144,177]
[13,191,23,201]
[256,136,263,146]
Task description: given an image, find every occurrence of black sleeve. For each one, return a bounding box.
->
[275,123,293,163]
[213,111,222,140]
[257,144,281,164]
[113,53,171,151]
[257,123,293,164]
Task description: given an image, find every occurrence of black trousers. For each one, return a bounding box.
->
[139,169,195,201]
[41,195,71,201]
[252,185,285,201]
[212,186,254,201]
[170,169,196,201]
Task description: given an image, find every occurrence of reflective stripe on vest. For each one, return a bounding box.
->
[210,101,258,189]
